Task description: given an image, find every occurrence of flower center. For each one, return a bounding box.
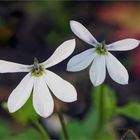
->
[96,41,108,55]
[32,58,44,77]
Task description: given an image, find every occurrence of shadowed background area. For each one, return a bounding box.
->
[0,1,140,139]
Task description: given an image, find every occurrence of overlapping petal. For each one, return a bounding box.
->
[70,20,99,46]
[8,73,34,113]
[106,52,129,84]
[44,70,77,102]
[0,60,32,73]
[41,39,75,69]
[108,39,140,51]
[89,55,106,86]
[33,76,54,118]
[67,48,96,72]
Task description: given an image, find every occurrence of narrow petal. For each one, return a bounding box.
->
[106,52,129,84]
[43,70,77,102]
[8,73,34,113]
[89,55,106,86]
[70,20,99,46]
[67,48,96,72]
[33,77,54,118]
[108,39,140,51]
[0,60,32,73]
[41,39,75,68]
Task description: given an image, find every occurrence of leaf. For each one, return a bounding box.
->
[61,109,116,140]
[9,128,42,140]
[60,85,118,139]
[0,117,42,140]
[12,97,39,125]
[93,84,117,124]
[60,110,98,139]
[65,121,87,140]
[117,102,140,121]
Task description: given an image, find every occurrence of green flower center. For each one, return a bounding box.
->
[32,58,44,77]
[96,41,108,55]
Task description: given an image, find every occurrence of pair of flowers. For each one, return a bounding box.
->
[0,21,139,118]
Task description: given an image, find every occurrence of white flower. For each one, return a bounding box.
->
[0,39,77,118]
[67,21,140,86]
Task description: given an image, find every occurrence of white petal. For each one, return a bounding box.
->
[33,76,54,118]
[41,39,75,68]
[0,60,31,73]
[43,70,77,102]
[8,73,34,113]
[70,20,99,46]
[106,52,129,84]
[108,39,140,51]
[67,48,96,72]
[89,55,106,86]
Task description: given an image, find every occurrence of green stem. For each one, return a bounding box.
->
[94,84,104,138]
[33,120,49,140]
[57,111,70,140]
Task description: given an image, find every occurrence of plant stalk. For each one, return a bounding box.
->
[33,120,49,140]
[94,84,104,138]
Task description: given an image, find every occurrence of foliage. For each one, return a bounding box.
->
[0,117,42,140]
[117,102,140,121]
[12,97,39,125]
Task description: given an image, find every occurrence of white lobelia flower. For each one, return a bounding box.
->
[67,20,140,86]
[0,39,77,118]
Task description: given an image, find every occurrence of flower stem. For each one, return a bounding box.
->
[33,120,49,140]
[94,84,104,138]
[57,111,70,140]
[55,104,69,140]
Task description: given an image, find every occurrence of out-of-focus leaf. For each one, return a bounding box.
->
[61,109,116,140]
[61,85,118,139]
[0,118,11,136]
[9,128,42,140]
[12,97,39,125]
[0,117,42,140]
[117,102,140,121]
[83,109,98,136]
[93,85,117,124]
[94,124,117,140]
[65,121,87,140]
[65,110,99,139]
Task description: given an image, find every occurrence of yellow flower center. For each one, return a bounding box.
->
[32,58,44,77]
[96,41,108,55]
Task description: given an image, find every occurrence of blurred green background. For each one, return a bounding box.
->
[0,1,140,140]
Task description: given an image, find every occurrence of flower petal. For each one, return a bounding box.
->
[0,60,31,73]
[43,70,77,102]
[70,20,99,46]
[67,48,96,72]
[106,52,129,84]
[41,39,75,68]
[8,73,34,113]
[33,76,54,118]
[108,39,140,51]
[89,55,106,86]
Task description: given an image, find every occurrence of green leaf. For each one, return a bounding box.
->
[83,109,99,136]
[0,117,42,140]
[0,118,11,136]
[12,97,39,125]
[117,102,140,121]
[61,109,116,140]
[93,84,117,124]
[61,110,96,139]
[65,121,87,140]
[60,85,118,139]
[9,128,43,140]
